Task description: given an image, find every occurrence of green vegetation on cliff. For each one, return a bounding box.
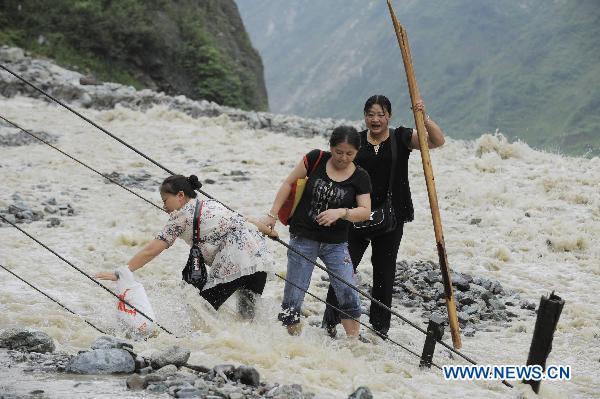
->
[0,0,267,111]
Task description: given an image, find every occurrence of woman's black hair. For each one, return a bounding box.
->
[329,125,361,150]
[364,94,392,115]
[160,175,202,198]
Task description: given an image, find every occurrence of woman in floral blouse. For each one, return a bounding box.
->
[95,174,277,315]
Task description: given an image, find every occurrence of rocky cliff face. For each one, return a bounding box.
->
[0,0,267,111]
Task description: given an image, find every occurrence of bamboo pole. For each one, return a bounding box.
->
[386,0,462,349]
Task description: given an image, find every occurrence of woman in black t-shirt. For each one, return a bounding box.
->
[323,95,446,339]
[262,126,372,338]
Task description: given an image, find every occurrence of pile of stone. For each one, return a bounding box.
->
[0,46,362,141]
[0,128,58,147]
[392,260,537,336]
[102,170,161,191]
[0,194,75,228]
[0,327,373,399]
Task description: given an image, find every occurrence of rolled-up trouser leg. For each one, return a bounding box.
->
[322,233,368,327]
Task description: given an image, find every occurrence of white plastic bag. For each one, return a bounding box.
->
[115,266,156,339]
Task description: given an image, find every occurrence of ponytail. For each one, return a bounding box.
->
[160,175,202,198]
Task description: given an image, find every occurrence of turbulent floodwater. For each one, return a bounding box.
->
[0,96,599,398]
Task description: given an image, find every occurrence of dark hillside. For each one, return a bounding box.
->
[0,0,267,111]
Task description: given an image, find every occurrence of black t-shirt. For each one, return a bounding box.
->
[290,149,372,243]
[355,127,415,223]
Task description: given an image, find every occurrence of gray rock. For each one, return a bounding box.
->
[0,47,25,62]
[44,205,58,215]
[233,365,260,387]
[0,328,55,353]
[489,281,504,295]
[126,374,148,390]
[348,386,373,399]
[488,298,506,311]
[473,277,490,289]
[151,345,190,369]
[145,373,166,383]
[78,76,101,87]
[452,274,470,291]
[463,328,476,337]
[154,364,178,377]
[463,304,481,316]
[8,204,29,214]
[425,270,441,283]
[147,383,169,393]
[459,294,476,306]
[454,290,464,303]
[457,312,472,324]
[212,364,236,380]
[520,299,537,310]
[67,349,135,374]
[79,92,93,108]
[166,377,193,389]
[193,379,209,389]
[90,335,133,350]
[481,290,494,303]
[468,284,486,296]
[175,387,204,398]
[268,384,304,399]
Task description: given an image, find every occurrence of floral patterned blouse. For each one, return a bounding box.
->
[156,199,274,291]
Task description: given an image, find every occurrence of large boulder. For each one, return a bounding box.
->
[0,328,55,353]
[67,349,135,374]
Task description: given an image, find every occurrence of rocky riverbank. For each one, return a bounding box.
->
[0,46,360,141]
[0,328,373,399]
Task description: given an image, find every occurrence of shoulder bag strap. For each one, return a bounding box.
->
[192,200,204,245]
[387,128,398,196]
[304,150,324,177]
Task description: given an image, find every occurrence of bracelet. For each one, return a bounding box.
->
[342,208,349,220]
[266,212,277,220]
[424,113,431,122]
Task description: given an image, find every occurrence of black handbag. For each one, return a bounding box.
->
[352,129,398,238]
[181,200,208,290]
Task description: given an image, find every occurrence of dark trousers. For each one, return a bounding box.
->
[323,223,404,334]
[200,271,267,311]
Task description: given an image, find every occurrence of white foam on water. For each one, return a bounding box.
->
[1,96,598,398]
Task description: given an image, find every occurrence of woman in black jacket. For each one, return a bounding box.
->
[322,95,446,338]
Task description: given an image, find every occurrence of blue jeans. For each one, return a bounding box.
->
[279,235,361,326]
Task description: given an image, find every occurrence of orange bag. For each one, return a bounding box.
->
[278,150,324,225]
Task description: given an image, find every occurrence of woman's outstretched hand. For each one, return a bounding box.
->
[260,213,277,230]
[248,218,279,239]
[95,271,118,281]
[265,227,279,239]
